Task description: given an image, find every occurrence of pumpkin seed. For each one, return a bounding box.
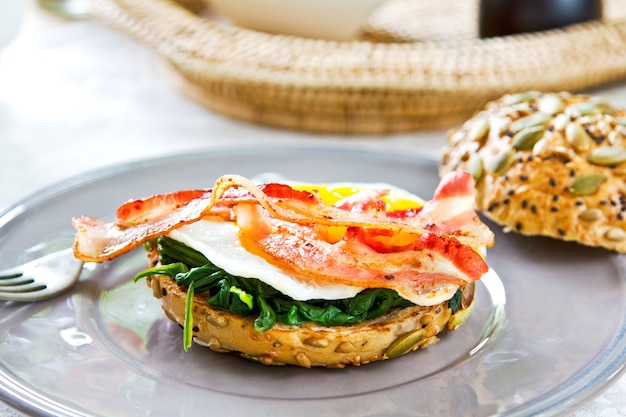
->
[384,329,426,359]
[569,172,607,196]
[467,116,490,144]
[537,94,566,115]
[466,153,484,183]
[605,227,626,241]
[579,208,603,222]
[532,137,549,157]
[588,146,626,166]
[510,113,551,133]
[490,147,515,175]
[565,122,591,152]
[513,125,546,150]
[447,301,474,331]
[502,91,540,106]
[566,100,616,118]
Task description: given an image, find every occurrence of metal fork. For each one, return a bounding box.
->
[0,248,84,302]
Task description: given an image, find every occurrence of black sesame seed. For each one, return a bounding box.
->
[192,326,199,333]
[520,175,529,181]
[503,198,510,205]
[549,177,557,187]
[507,189,515,196]
[550,207,559,212]
[522,200,528,209]
[552,195,559,202]
[619,213,624,220]
[558,229,566,236]
[531,205,537,214]
[515,222,522,231]
[600,200,608,205]
[575,200,584,206]
[161,288,167,296]
[569,169,576,177]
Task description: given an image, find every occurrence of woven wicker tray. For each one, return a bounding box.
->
[92,0,626,134]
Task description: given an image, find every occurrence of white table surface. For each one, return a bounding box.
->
[0,1,625,415]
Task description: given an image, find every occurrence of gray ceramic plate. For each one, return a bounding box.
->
[0,146,624,417]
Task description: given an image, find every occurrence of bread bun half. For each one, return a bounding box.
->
[144,269,475,368]
[440,91,626,253]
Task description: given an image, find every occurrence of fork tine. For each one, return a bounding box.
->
[0,276,33,286]
[0,281,47,293]
[0,289,54,302]
[0,272,23,280]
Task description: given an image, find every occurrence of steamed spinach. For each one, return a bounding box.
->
[135,237,416,332]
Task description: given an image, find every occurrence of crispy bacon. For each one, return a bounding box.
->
[72,172,494,300]
[235,203,487,304]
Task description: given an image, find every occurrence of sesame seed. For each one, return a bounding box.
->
[558,229,566,236]
[520,175,528,181]
[515,222,522,231]
[507,189,515,196]
[550,207,559,212]
[531,205,537,214]
[549,177,557,187]
[503,198,510,205]
[552,195,559,202]
[522,200,528,209]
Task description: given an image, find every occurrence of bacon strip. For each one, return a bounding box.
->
[235,203,487,305]
[72,172,494,298]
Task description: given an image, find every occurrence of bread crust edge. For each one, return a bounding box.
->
[145,272,475,368]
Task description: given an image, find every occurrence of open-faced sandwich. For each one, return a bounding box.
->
[72,172,494,368]
[440,91,626,253]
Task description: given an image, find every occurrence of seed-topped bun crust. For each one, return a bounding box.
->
[144,266,475,368]
[440,91,626,253]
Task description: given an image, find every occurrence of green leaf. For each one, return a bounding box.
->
[183,281,195,352]
[448,288,462,314]
[133,262,189,282]
[230,286,254,310]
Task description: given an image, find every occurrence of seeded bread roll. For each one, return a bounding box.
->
[440,91,626,253]
[145,266,475,368]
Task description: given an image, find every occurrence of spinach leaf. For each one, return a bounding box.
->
[136,236,418,331]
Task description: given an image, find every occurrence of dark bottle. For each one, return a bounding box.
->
[479,0,603,38]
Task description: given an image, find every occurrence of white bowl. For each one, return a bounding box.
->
[209,0,387,41]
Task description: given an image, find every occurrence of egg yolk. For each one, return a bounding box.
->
[291,184,424,211]
[291,184,425,244]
